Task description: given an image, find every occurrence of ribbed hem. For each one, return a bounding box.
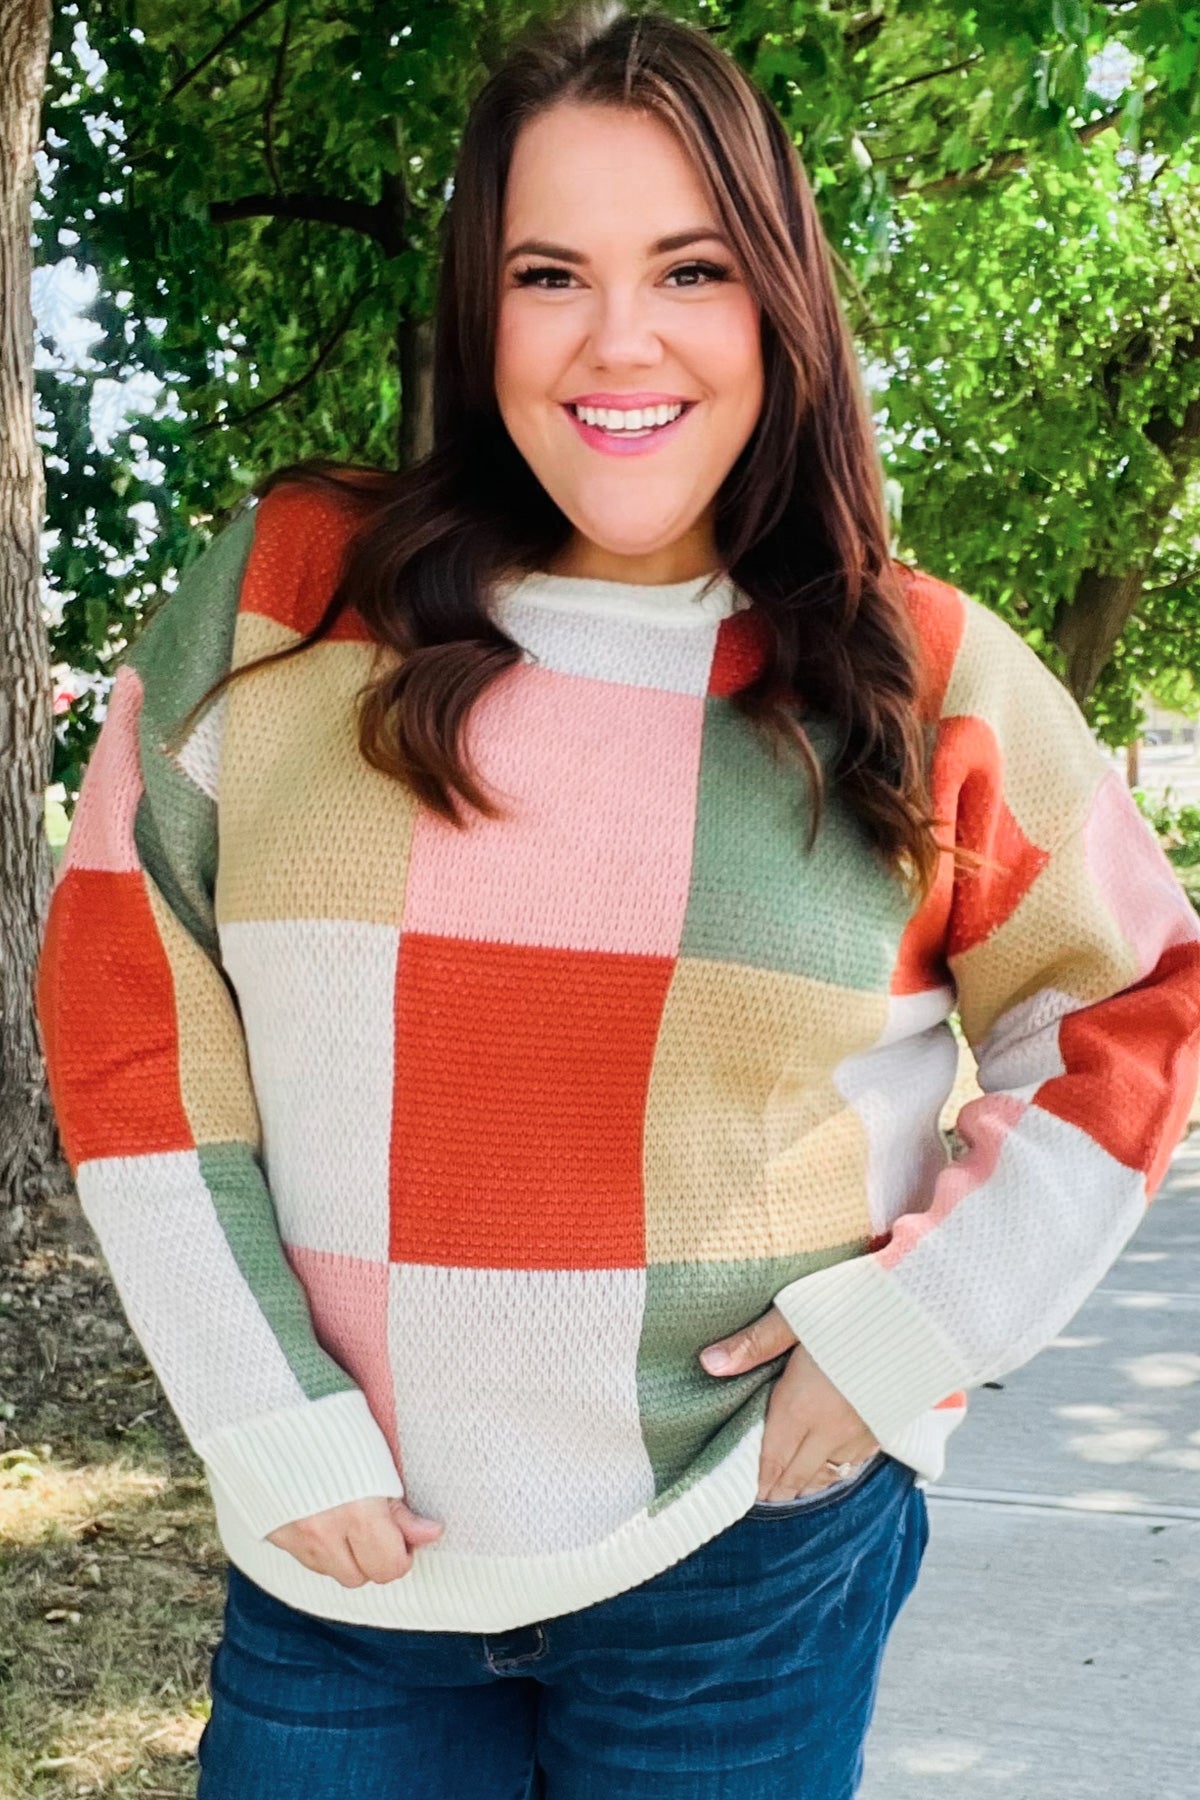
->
[196,1390,405,1539]
[880,1404,961,1481]
[205,1402,964,1633]
[772,1256,972,1445]
[210,1419,765,1632]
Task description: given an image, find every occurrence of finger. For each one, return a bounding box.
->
[328,1546,371,1587]
[758,1421,816,1502]
[284,1527,368,1587]
[389,1498,444,1539]
[797,1461,850,1497]
[700,1304,797,1375]
[757,1365,810,1498]
[789,1438,875,1497]
[773,1444,835,1501]
[347,1512,417,1585]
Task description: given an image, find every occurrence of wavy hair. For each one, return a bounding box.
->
[170,1,941,896]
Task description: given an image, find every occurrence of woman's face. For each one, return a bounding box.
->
[495,102,764,583]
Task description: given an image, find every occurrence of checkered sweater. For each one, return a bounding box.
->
[36,483,1200,1631]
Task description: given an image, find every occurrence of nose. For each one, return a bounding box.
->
[585,286,664,372]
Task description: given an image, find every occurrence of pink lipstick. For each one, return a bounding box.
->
[562,397,697,458]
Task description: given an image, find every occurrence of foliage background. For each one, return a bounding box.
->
[33,0,1200,786]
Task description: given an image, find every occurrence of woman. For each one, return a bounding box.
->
[35,5,1200,1797]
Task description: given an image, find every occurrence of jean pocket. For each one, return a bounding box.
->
[744,1448,891,1519]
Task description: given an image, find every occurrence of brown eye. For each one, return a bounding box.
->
[512,265,574,288]
[666,261,730,287]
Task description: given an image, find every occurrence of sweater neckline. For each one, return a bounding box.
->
[492,566,748,628]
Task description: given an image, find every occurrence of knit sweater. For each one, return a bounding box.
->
[36,483,1200,1632]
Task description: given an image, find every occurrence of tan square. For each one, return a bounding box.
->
[951,825,1138,1045]
[216,615,419,925]
[146,879,262,1148]
[944,599,1106,846]
[644,956,887,1263]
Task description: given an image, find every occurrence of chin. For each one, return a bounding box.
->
[567,510,693,557]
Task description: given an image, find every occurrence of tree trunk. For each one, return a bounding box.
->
[1053,564,1149,703]
[1125,736,1139,790]
[397,312,434,470]
[1,0,69,1255]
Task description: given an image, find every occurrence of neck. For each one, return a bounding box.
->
[545,526,719,587]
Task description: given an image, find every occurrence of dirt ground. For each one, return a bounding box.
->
[0,1195,223,1798]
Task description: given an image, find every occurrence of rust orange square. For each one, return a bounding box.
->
[389,933,673,1269]
[37,868,192,1167]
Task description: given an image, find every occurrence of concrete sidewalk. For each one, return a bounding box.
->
[861,1132,1200,1800]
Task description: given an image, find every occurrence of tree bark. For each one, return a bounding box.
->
[1126,736,1139,790]
[1054,564,1150,703]
[397,312,434,470]
[1,0,69,1254]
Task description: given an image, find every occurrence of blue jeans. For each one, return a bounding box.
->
[196,1451,928,1799]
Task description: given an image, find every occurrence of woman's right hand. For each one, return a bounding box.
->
[266,1496,444,1587]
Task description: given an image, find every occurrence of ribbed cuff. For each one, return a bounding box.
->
[196,1389,405,1539]
[772,1255,971,1445]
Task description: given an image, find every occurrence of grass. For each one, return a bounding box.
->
[0,1204,224,1798]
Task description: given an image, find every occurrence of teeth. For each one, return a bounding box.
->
[571,402,686,431]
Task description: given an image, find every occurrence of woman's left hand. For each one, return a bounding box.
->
[699,1304,880,1502]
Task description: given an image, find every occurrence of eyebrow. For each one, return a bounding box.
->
[502,228,733,265]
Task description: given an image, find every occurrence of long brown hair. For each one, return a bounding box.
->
[170,1,940,896]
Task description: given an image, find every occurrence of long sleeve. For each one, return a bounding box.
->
[35,504,404,1538]
[770,585,1200,1452]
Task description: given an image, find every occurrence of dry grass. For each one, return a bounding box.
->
[0,1204,224,1798]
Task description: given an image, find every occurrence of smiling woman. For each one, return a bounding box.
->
[33,2,1200,1799]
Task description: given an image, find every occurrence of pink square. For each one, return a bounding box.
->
[1084,769,1199,979]
[284,1246,400,1472]
[59,665,145,877]
[401,664,704,954]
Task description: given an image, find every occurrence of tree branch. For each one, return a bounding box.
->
[262,5,293,197]
[894,106,1128,197]
[209,190,403,254]
[163,0,288,106]
[862,53,983,104]
[827,242,881,333]
[1138,570,1200,601]
[844,11,887,47]
[195,275,377,434]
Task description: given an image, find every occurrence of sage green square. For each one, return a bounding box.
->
[637,1244,867,1511]
[680,700,915,990]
